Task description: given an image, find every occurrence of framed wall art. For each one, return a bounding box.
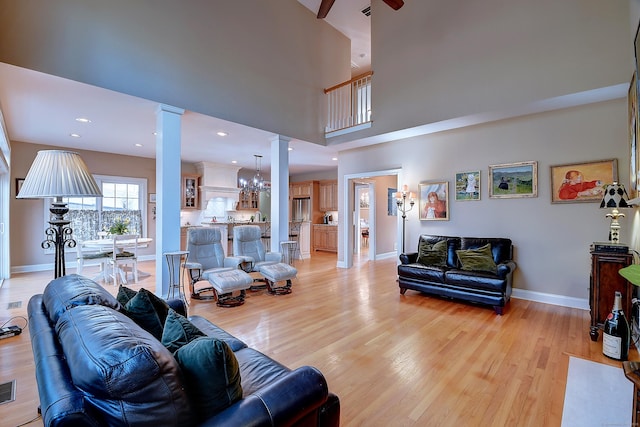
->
[455,171,480,201]
[419,181,449,221]
[15,178,24,198]
[488,161,537,199]
[550,159,617,204]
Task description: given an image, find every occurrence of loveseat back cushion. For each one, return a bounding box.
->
[43,274,121,324]
[55,304,195,426]
[460,237,512,264]
[418,235,461,268]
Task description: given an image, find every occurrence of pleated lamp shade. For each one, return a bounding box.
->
[17,150,102,198]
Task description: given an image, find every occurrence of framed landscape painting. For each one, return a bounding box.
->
[550,159,617,204]
[455,171,480,201]
[488,161,537,199]
[630,72,639,199]
[419,181,449,221]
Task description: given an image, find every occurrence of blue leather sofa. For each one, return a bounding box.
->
[27,274,340,426]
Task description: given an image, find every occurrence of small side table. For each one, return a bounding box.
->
[164,250,189,305]
[281,241,298,265]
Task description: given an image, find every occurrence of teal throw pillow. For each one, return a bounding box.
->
[161,309,206,354]
[174,337,243,420]
[456,243,497,274]
[116,284,138,306]
[417,239,447,267]
[123,288,170,340]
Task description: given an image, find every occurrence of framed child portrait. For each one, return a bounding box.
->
[419,181,449,221]
[550,159,617,204]
[455,171,480,201]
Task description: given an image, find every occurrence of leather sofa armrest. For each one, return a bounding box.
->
[400,252,418,264]
[497,261,517,278]
[202,366,330,426]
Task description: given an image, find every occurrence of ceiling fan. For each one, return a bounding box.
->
[317,0,404,19]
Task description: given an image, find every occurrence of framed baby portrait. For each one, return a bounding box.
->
[550,159,617,204]
[488,161,537,199]
[455,171,480,201]
[419,181,449,221]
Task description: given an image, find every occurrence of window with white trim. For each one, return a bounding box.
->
[48,175,148,244]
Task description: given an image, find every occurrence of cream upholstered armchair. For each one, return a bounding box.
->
[232,225,282,273]
[184,227,244,300]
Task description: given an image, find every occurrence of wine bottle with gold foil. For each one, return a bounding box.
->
[603,291,630,361]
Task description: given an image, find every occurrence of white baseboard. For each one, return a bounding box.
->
[512,288,589,310]
[11,254,157,275]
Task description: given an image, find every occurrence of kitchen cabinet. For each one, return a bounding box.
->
[238,189,259,210]
[290,181,313,198]
[181,175,199,210]
[313,225,337,252]
[319,180,338,211]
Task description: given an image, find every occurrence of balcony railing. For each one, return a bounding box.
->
[324,71,372,134]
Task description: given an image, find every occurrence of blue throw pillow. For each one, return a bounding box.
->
[161,309,206,354]
[173,337,243,420]
[123,288,170,340]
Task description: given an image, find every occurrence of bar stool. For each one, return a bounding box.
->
[164,250,189,305]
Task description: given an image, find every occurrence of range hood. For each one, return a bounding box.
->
[195,161,241,211]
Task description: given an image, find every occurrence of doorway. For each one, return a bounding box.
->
[340,168,402,269]
[355,183,373,260]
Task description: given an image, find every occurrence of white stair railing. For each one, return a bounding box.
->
[324,72,372,134]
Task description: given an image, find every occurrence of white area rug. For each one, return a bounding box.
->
[562,356,633,427]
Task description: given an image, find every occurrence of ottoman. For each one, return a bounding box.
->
[205,269,253,307]
[258,263,297,295]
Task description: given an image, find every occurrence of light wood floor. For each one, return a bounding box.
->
[0,252,637,426]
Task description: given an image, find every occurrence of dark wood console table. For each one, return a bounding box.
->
[589,250,633,341]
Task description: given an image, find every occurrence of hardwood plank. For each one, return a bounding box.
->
[0,252,636,426]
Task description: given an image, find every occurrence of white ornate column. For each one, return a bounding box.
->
[155,104,185,297]
[269,135,291,253]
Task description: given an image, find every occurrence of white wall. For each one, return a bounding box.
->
[339,98,628,301]
[0,0,350,145]
[330,0,631,145]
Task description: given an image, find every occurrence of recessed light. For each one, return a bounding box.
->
[135,143,143,147]
[70,133,81,138]
[75,117,91,123]
[288,147,293,151]
[332,157,338,161]
[217,131,228,137]
[231,160,238,164]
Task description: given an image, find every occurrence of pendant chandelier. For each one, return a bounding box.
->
[239,154,268,194]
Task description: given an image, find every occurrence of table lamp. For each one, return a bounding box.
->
[17,150,102,278]
[599,182,630,244]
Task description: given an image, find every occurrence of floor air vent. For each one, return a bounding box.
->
[0,380,16,405]
[7,301,22,309]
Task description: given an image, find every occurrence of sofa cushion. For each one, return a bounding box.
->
[456,244,497,274]
[460,237,512,264]
[161,309,206,353]
[174,337,243,420]
[417,239,447,267]
[43,274,121,324]
[123,288,170,340]
[189,315,248,352]
[55,304,195,426]
[397,263,446,283]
